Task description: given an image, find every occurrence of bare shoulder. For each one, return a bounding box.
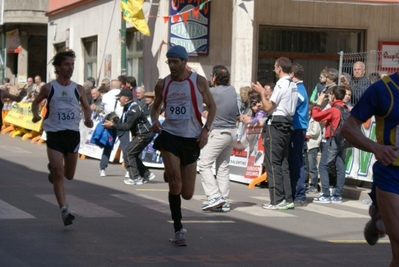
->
[196,74,209,94]
[40,82,51,95]
[154,79,165,94]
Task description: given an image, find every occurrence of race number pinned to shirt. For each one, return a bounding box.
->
[166,100,191,120]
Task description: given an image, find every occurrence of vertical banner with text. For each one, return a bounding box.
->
[169,0,211,56]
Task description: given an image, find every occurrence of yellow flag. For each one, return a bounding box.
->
[120,0,150,36]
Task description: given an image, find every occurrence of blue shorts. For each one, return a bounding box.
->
[46,130,80,155]
[373,162,399,195]
[153,131,200,166]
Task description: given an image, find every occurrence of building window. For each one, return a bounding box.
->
[82,36,98,81]
[258,26,364,54]
[126,29,143,86]
[257,26,365,90]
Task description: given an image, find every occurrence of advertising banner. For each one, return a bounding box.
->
[4,102,43,132]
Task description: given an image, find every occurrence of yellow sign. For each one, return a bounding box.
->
[4,102,43,132]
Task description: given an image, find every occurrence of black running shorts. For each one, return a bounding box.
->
[46,130,80,155]
[153,131,200,166]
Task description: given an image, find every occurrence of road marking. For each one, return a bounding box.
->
[303,203,369,218]
[135,189,169,192]
[328,239,390,243]
[167,220,235,224]
[0,200,35,219]
[112,193,170,215]
[0,146,32,154]
[36,194,125,218]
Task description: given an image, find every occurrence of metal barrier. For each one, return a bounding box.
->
[338,49,399,105]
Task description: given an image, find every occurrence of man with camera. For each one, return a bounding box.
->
[102,89,155,185]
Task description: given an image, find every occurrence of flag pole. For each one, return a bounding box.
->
[121,12,126,76]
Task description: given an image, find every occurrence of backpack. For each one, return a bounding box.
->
[329,105,352,150]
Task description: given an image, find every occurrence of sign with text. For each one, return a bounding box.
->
[378,41,399,71]
[169,0,211,56]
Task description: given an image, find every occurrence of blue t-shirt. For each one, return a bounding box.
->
[350,73,399,194]
[292,81,309,130]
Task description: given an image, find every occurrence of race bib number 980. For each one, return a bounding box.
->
[167,101,190,120]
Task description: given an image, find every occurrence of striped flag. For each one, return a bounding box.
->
[120,0,150,36]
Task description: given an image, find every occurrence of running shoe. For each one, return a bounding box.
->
[364,205,386,245]
[201,196,225,211]
[170,228,187,246]
[212,201,230,212]
[61,208,75,226]
[99,169,106,177]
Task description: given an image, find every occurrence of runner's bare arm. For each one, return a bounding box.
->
[151,79,165,133]
[31,83,50,123]
[197,75,216,148]
[1,90,22,103]
[78,84,93,128]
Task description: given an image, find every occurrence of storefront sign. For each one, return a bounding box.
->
[378,41,399,71]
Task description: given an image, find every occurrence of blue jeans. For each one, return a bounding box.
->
[318,139,346,197]
[307,147,319,188]
[288,129,307,201]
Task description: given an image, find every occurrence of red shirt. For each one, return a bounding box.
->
[311,100,345,139]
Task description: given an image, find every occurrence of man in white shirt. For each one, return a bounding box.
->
[252,57,298,210]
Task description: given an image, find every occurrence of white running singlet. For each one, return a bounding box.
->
[161,72,203,138]
[43,80,81,132]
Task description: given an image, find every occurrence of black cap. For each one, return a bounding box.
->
[116,89,132,98]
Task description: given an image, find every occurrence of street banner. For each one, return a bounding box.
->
[4,102,43,132]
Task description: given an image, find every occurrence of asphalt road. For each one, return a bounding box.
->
[0,133,392,267]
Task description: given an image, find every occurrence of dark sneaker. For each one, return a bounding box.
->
[202,196,225,211]
[294,199,308,207]
[61,209,75,226]
[331,196,343,203]
[170,228,187,246]
[364,205,386,245]
[364,219,385,245]
[47,163,53,184]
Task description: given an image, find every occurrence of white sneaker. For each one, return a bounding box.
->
[201,196,225,211]
[125,171,129,178]
[142,172,156,182]
[99,169,106,177]
[124,178,135,185]
[124,178,145,185]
